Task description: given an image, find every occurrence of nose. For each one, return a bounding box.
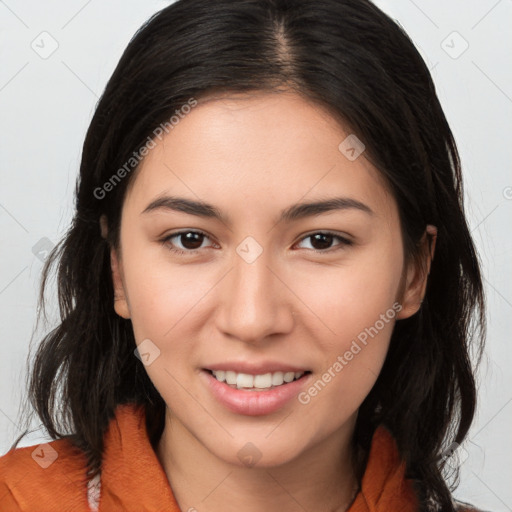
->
[215,249,294,344]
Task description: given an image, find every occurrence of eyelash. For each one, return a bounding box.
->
[160,230,353,256]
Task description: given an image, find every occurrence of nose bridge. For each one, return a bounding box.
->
[218,241,291,341]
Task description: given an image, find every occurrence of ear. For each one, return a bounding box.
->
[100,214,131,319]
[395,224,437,320]
[111,247,131,320]
[110,248,130,319]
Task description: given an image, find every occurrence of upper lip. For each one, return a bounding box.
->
[204,361,310,375]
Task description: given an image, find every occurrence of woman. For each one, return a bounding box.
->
[0,0,487,510]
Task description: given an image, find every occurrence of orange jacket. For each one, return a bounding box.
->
[0,403,483,511]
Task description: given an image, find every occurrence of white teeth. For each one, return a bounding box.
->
[214,370,226,382]
[283,372,295,383]
[271,371,284,386]
[211,370,306,389]
[225,371,237,385]
[254,373,272,388]
[236,373,253,388]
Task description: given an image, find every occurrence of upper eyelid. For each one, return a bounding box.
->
[164,229,217,248]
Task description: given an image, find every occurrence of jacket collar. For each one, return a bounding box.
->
[98,403,417,511]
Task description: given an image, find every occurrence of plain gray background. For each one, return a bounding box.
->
[1,1,510,510]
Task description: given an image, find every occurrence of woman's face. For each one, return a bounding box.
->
[110,91,430,468]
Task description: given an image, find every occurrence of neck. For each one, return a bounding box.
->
[156,410,360,512]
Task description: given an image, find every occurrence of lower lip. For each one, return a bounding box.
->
[201,370,312,416]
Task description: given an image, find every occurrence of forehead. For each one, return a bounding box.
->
[124,91,397,223]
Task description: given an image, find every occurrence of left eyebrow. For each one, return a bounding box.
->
[280,197,374,222]
[141,195,374,225]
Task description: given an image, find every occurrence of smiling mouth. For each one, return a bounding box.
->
[204,369,312,391]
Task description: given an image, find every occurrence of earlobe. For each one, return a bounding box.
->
[111,248,131,319]
[100,214,108,239]
[396,224,437,320]
[427,224,437,267]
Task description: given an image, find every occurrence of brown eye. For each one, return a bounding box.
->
[296,232,353,252]
[176,231,205,250]
[310,233,335,250]
[162,230,214,255]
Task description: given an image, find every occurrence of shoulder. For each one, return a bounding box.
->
[0,438,90,511]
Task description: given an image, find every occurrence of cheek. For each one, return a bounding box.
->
[120,230,214,342]
[296,296,395,438]
[292,243,401,411]
[297,339,388,445]
[121,253,211,413]
[294,240,403,345]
